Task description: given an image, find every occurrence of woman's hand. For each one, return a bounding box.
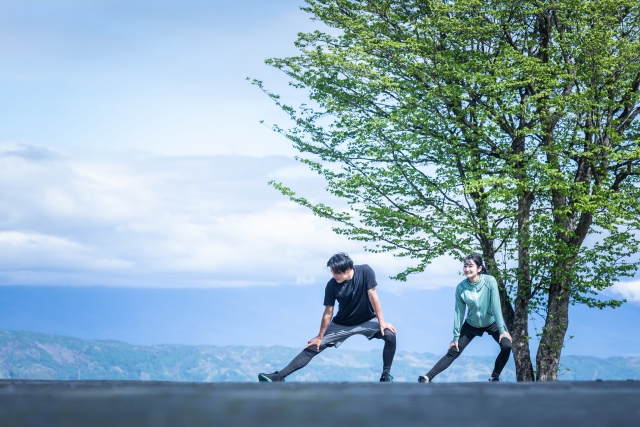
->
[449,341,459,352]
[499,331,512,343]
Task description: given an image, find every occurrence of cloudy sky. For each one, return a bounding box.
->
[0,0,458,289]
[0,0,638,357]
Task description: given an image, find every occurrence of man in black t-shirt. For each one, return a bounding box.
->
[258,253,397,382]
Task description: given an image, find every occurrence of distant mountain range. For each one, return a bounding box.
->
[1,329,638,382]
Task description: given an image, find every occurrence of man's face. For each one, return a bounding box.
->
[331,268,354,284]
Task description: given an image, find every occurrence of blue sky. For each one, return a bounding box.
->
[0,0,638,358]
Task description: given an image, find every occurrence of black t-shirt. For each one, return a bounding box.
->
[323,264,377,326]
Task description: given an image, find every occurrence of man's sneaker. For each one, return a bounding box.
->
[488,377,500,382]
[418,375,430,383]
[258,371,284,382]
[380,373,393,382]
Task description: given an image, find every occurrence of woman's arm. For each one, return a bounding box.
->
[452,286,465,344]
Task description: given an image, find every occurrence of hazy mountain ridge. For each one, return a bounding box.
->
[1,330,638,382]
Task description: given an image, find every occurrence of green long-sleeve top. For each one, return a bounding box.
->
[453,274,506,342]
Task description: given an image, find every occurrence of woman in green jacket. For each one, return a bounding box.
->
[419,254,512,382]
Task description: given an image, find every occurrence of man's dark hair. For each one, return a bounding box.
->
[327,252,354,273]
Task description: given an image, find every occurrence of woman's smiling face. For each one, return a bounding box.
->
[463,259,482,281]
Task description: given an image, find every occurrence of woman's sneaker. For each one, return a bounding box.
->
[258,371,284,382]
[418,375,430,383]
[380,373,394,382]
[488,377,500,382]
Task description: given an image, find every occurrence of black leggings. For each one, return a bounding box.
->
[426,321,512,381]
[277,329,396,379]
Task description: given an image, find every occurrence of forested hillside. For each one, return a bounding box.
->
[1,330,637,382]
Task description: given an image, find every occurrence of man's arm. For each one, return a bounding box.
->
[306,305,334,351]
[367,287,396,336]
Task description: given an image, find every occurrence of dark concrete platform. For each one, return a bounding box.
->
[1,380,639,427]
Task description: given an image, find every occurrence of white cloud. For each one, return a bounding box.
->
[268,165,319,181]
[0,231,133,271]
[296,275,316,285]
[0,142,460,289]
[610,280,640,302]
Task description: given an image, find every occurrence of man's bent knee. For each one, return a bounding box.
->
[383,329,396,344]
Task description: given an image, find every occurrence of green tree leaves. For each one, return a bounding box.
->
[257,0,640,381]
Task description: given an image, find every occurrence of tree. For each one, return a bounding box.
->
[255,0,640,380]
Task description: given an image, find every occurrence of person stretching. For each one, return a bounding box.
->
[419,254,512,383]
[258,252,397,382]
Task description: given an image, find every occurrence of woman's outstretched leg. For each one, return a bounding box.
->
[425,329,474,381]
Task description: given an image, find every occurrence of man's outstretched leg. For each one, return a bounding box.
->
[258,344,327,382]
[260,323,394,382]
[373,328,396,381]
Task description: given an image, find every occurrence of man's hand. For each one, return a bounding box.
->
[367,288,396,337]
[499,331,512,343]
[379,321,396,336]
[306,336,323,352]
[449,341,460,352]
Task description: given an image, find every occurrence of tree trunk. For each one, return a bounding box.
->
[512,295,534,381]
[535,266,572,381]
[482,241,536,382]
[512,191,535,381]
[499,282,515,334]
[535,151,593,380]
[470,156,518,353]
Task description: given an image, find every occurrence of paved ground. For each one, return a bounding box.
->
[1,380,639,427]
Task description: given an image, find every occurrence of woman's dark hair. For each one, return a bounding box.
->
[327,252,354,273]
[463,254,488,274]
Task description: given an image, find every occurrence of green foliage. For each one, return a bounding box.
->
[255,0,640,379]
